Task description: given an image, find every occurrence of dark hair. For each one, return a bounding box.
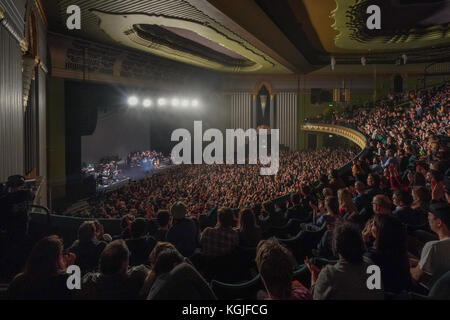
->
[153,249,184,276]
[255,238,295,299]
[262,200,275,215]
[374,215,408,257]
[368,173,380,188]
[239,208,257,231]
[319,174,329,186]
[78,221,96,243]
[24,235,64,279]
[218,207,234,229]
[409,172,425,187]
[120,214,135,229]
[373,215,410,283]
[291,193,300,205]
[393,190,412,207]
[157,210,170,228]
[332,223,365,264]
[131,218,147,239]
[429,169,444,182]
[99,240,129,275]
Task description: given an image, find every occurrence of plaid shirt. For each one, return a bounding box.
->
[200,227,239,257]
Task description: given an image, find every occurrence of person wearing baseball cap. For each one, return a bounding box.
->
[410,201,450,289]
[166,201,198,257]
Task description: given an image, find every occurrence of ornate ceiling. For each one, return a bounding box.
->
[42,0,450,73]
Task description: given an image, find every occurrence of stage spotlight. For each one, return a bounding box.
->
[181,99,190,107]
[128,96,139,106]
[143,99,152,108]
[171,98,180,107]
[158,98,167,106]
[191,99,199,107]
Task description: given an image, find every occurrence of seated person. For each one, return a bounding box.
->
[166,202,199,257]
[259,200,285,228]
[125,218,156,266]
[237,208,262,248]
[353,181,371,212]
[304,196,340,232]
[364,215,412,294]
[68,221,107,274]
[147,248,216,300]
[285,193,310,221]
[75,240,148,300]
[7,236,74,300]
[410,202,450,290]
[153,210,171,242]
[392,190,426,227]
[312,215,338,261]
[200,207,239,257]
[306,223,384,300]
[256,238,312,300]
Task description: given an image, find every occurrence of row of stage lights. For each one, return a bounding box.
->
[127,96,200,109]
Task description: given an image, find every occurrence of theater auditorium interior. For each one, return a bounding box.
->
[0,0,450,303]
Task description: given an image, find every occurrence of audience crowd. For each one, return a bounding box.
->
[86,147,358,219]
[2,83,450,300]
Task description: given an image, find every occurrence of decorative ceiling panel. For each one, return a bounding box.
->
[51,0,291,73]
[332,0,450,51]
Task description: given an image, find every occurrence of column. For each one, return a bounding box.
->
[252,94,257,128]
[270,94,275,129]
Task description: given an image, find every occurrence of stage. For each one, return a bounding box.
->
[96,163,173,193]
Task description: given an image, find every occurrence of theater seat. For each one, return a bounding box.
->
[428,270,450,300]
[0,284,8,300]
[293,264,311,289]
[210,275,262,300]
[264,219,304,239]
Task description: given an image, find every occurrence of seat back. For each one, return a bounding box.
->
[429,270,450,300]
[210,275,262,300]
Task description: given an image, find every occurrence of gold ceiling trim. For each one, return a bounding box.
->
[93,10,288,73]
[332,0,450,52]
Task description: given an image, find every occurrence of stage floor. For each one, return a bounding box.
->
[96,164,173,193]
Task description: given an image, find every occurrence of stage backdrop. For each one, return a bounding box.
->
[81,108,151,164]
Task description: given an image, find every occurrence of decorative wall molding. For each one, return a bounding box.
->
[0,4,28,53]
